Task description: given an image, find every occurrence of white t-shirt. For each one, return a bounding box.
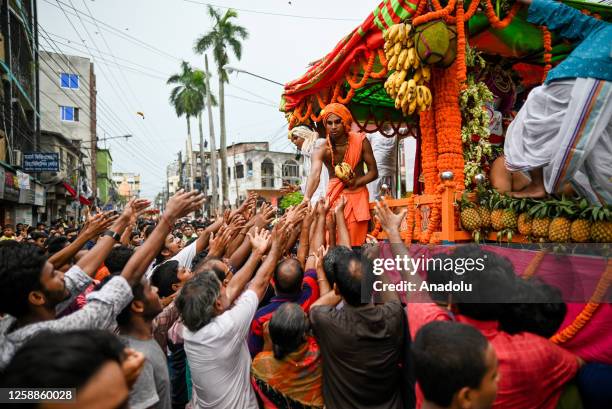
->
[183,290,259,409]
[145,241,198,280]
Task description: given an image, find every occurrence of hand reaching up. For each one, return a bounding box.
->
[248,227,271,255]
[164,190,206,222]
[122,198,151,222]
[374,200,407,235]
[84,211,118,238]
[207,226,234,258]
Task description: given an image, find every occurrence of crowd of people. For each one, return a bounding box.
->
[0,187,610,409]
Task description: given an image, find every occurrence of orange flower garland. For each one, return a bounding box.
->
[431,0,480,24]
[521,250,548,279]
[346,52,375,89]
[484,0,522,30]
[414,204,423,242]
[401,196,416,245]
[550,259,612,344]
[413,0,457,26]
[541,26,552,82]
[455,0,467,86]
[369,49,389,79]
[419,108,438,195]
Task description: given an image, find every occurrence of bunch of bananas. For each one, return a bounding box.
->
[383,22,433,115]
[334,162,354,182]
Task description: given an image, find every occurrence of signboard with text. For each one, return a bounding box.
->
[23,152,60,172]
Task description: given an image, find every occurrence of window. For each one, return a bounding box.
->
[60,73,79,89]
[227,167,231,179]
[282,160,300,186]
[246,160,253,177]
[60,106,79,122]
[235,162,244,179]
[261,159,274,188]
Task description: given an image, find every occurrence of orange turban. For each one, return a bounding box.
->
[321,103,353,135]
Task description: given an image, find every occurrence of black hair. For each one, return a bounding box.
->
[104,246,134,275]
[150,260,180,298]
[499,278,567,338]
[46,236,70,255]
[269,303,309,360]
[193,257,226,282]
[273,258,304,295]
[444,245,517,321]
[0,242,47,317]
[190,251,208,271]
[334,250,368,306]
[31,231,48,241]
[143,224,155,239]
[115,280,146,327]
[1,330,125,394]
[323,246,353,287]
[412,321,491,407]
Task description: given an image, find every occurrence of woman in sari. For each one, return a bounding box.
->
[251,302,323,409]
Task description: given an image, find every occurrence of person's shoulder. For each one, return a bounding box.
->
[309,305,337,324]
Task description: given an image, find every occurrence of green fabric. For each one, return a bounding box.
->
[556,382,583,409]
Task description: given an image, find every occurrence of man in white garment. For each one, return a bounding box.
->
[285,126,329,204]
[367,133,397,201]
[504,0,612,204]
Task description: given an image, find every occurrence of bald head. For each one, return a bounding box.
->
[274,258,304,295]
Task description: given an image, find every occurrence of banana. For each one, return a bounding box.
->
[421,66,431,82]
[395,95,402,109]
[407,79,416,98]
[398,81,409,100]
[413,68,422,84]
[388,24,400,43]
[394,42,402,56]
[387,55,398,71]
[412,53,420,69]
[405,36,414,48]
[404,23,412,37]
[416,85,426,106]
[406,48,415,69]
[395,70,408,87]
[398,23,406,43]
[422,86,432,107]
[384,40,392,52]
[408,97,418,114]
[397,49,408,69]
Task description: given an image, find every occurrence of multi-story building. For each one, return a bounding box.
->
[112,172,141,201]
[166,160,181,197]
[39,51,97,203]
[96,148,113,206]
[0,0,45,225]
[191,142,303,208]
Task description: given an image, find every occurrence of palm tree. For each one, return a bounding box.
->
[167,61,217,210]
[194,5,248,206]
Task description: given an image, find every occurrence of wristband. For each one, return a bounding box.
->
[102,230,121,242]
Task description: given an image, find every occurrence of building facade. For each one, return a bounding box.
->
[191,142,303,208]
[0,0,45,225]
[39,51,96,202]
[112,172,141,201]
[96,148,113,206]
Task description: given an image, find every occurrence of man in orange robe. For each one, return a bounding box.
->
[303,103,378,247]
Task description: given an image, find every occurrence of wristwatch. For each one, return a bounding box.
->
[102,230,121,242]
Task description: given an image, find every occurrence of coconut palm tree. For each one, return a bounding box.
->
[194,5,248,206]
[167,61,217,210]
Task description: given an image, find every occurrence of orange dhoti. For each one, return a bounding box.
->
[326,132,371,247]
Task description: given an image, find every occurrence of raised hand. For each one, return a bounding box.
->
[164,190,206,222]
[207,226,233,258]
[121,198,151,222]
[248,227,271,255]
[84,211,118,238]
[374,200,407,234]
[334,195,347,216]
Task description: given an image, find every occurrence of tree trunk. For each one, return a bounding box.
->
[198,111,207,215]
[186,116,195,191]
[205,55,219,213]
[218,76,229,208]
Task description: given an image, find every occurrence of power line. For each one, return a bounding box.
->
[42,0,182,62]
[225,94,277,108]
[182,0,362,22]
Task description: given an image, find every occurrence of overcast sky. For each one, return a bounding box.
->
[38,0,377,200]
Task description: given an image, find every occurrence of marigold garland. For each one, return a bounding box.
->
[419,107,438,195]
[415,204,423,242]
[413,0,457,26]
[550,259,612,344]
[484,0,522,30]
[521,250,548,279]
[541,26,552,82]
[430,0,479,24]
[369,49,389,79]
[346,52,375,89]
[455,0,467,86]
[401,196,416,245]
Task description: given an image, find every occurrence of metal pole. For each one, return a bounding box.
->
[204,55,219,213]
[395,135,401,199]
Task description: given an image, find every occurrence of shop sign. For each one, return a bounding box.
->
[17,171,30,190]
[3,171,20,202]
[23,152,60,172]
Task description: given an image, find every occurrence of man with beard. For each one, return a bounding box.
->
[115,278,171,409]
[0,191,204,368]
[303,103,378,247]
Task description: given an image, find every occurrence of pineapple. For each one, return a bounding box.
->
[570,199,591,243]
[589,205,612,243]
[460,207,481,231]
[529,201,552,240]
[570,219,591,242]
[477,207,491,230]
[502,209,518,230]
[488,192,505,231]
[548,198,575,243]
[517,213,532,236]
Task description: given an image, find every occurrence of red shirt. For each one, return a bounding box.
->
[407,303,579,409]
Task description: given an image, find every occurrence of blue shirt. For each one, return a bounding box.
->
[528,0,612,83]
